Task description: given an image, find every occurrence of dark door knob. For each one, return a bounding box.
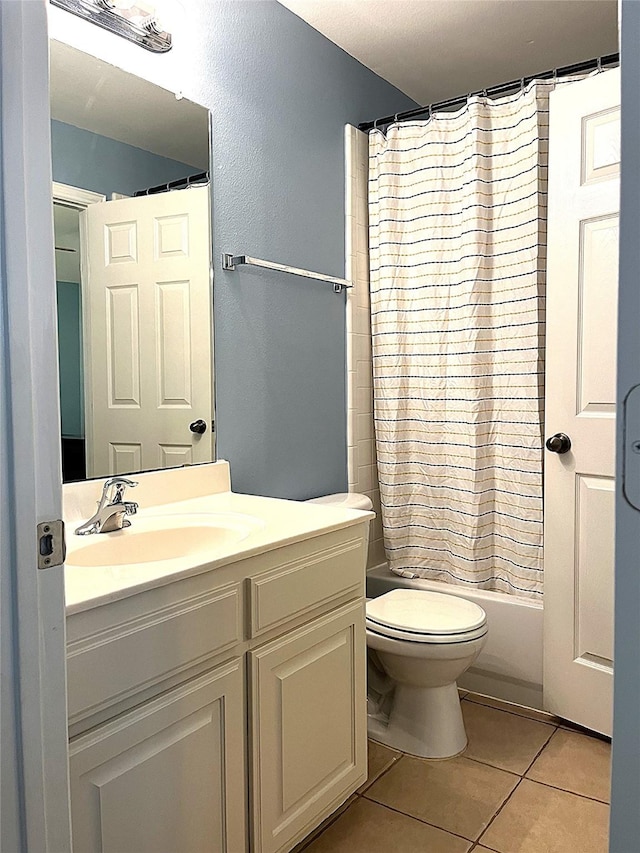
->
[545,433,571,454]
[189,419,207,435]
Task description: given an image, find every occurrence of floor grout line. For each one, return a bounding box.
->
[293,795,357,851]
[519,720,558,776]
[464,694,612,744]
[466,722,558,846]
[469,843,500,853]
[358,796,480,845]
[462,694,559,727]
[368,748,525,779]
[356,752,405,795]
[476,775,525,846]
[462,749,554,777]
[557,722,612,743]
[302,721,610,850]
[521,776,611,806]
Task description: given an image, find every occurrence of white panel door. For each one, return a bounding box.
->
[544,69,620,735]
[82,185,213,478]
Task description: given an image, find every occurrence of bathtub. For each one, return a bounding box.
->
[366,564,544,710]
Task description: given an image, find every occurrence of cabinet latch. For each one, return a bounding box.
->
[37,520,66,569]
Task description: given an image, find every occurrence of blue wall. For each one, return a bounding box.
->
[51,1,417,499]
[56,280,83,437]
[210,1,416,498]
[51,119,200,198]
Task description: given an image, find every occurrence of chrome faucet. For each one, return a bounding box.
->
[75,477,139,536]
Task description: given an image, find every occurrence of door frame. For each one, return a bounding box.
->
[2,0,639,849]
[53,181,106,210]
[0,2,71,850]
[611,1,640,847]
[53,181,106,477]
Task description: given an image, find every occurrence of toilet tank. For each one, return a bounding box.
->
[306,492,374,511]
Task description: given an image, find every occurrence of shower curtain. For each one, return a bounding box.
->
[368,84,552,599]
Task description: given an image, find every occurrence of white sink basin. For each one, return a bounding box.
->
[66,512,261,569]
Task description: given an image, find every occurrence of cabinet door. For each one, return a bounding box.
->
[69,660,246,853]
[250,601,366,853]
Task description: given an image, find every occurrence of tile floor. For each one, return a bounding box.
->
[297,692,611,853]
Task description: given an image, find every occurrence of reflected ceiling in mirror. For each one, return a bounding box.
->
[51,41,214,483]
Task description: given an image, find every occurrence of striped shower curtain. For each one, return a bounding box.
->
[368,84,551,599]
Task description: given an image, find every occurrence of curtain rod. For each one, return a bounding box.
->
[358,52,619,132]
[133,170,209,197]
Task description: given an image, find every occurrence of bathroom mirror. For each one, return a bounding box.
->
[50,40,214,482]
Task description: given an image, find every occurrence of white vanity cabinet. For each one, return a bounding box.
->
[66,568,248,853]
[246,530,368,853]
[69,660,247,853]
[250,602,366,853]
[66,520,369,853]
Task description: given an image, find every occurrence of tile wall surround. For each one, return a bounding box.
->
[345,125,385,569]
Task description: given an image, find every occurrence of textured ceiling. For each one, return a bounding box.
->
[278,0,618,106]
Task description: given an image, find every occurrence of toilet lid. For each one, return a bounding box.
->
[366,589,487,636]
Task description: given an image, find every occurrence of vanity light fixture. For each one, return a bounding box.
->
[50,0,172,53]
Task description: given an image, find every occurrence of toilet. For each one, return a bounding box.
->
[366,589,487,759]
[307,492,488,760]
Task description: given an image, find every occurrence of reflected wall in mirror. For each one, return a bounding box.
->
[51,41,214,482]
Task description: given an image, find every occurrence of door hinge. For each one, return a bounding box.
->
[37,520,66,569]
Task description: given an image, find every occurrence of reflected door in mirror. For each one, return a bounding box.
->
[82,186,213,477]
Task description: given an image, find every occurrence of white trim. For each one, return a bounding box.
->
[0,3,71,850]
[344,125,384,569]
[79,211,94,477]
[52,181,104,476]
[52,181,106,208]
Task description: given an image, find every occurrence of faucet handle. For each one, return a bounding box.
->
[104,476,138,489]
[101,476,139,506]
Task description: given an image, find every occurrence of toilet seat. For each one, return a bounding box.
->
[366,589,488,645]
[366,621,488,644]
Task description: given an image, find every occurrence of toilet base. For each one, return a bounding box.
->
[367,681,467,759]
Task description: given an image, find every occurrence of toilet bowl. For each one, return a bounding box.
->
[305,494,486,759]
[366,589,487,758]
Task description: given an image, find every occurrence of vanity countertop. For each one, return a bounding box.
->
[63,463,373,615]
